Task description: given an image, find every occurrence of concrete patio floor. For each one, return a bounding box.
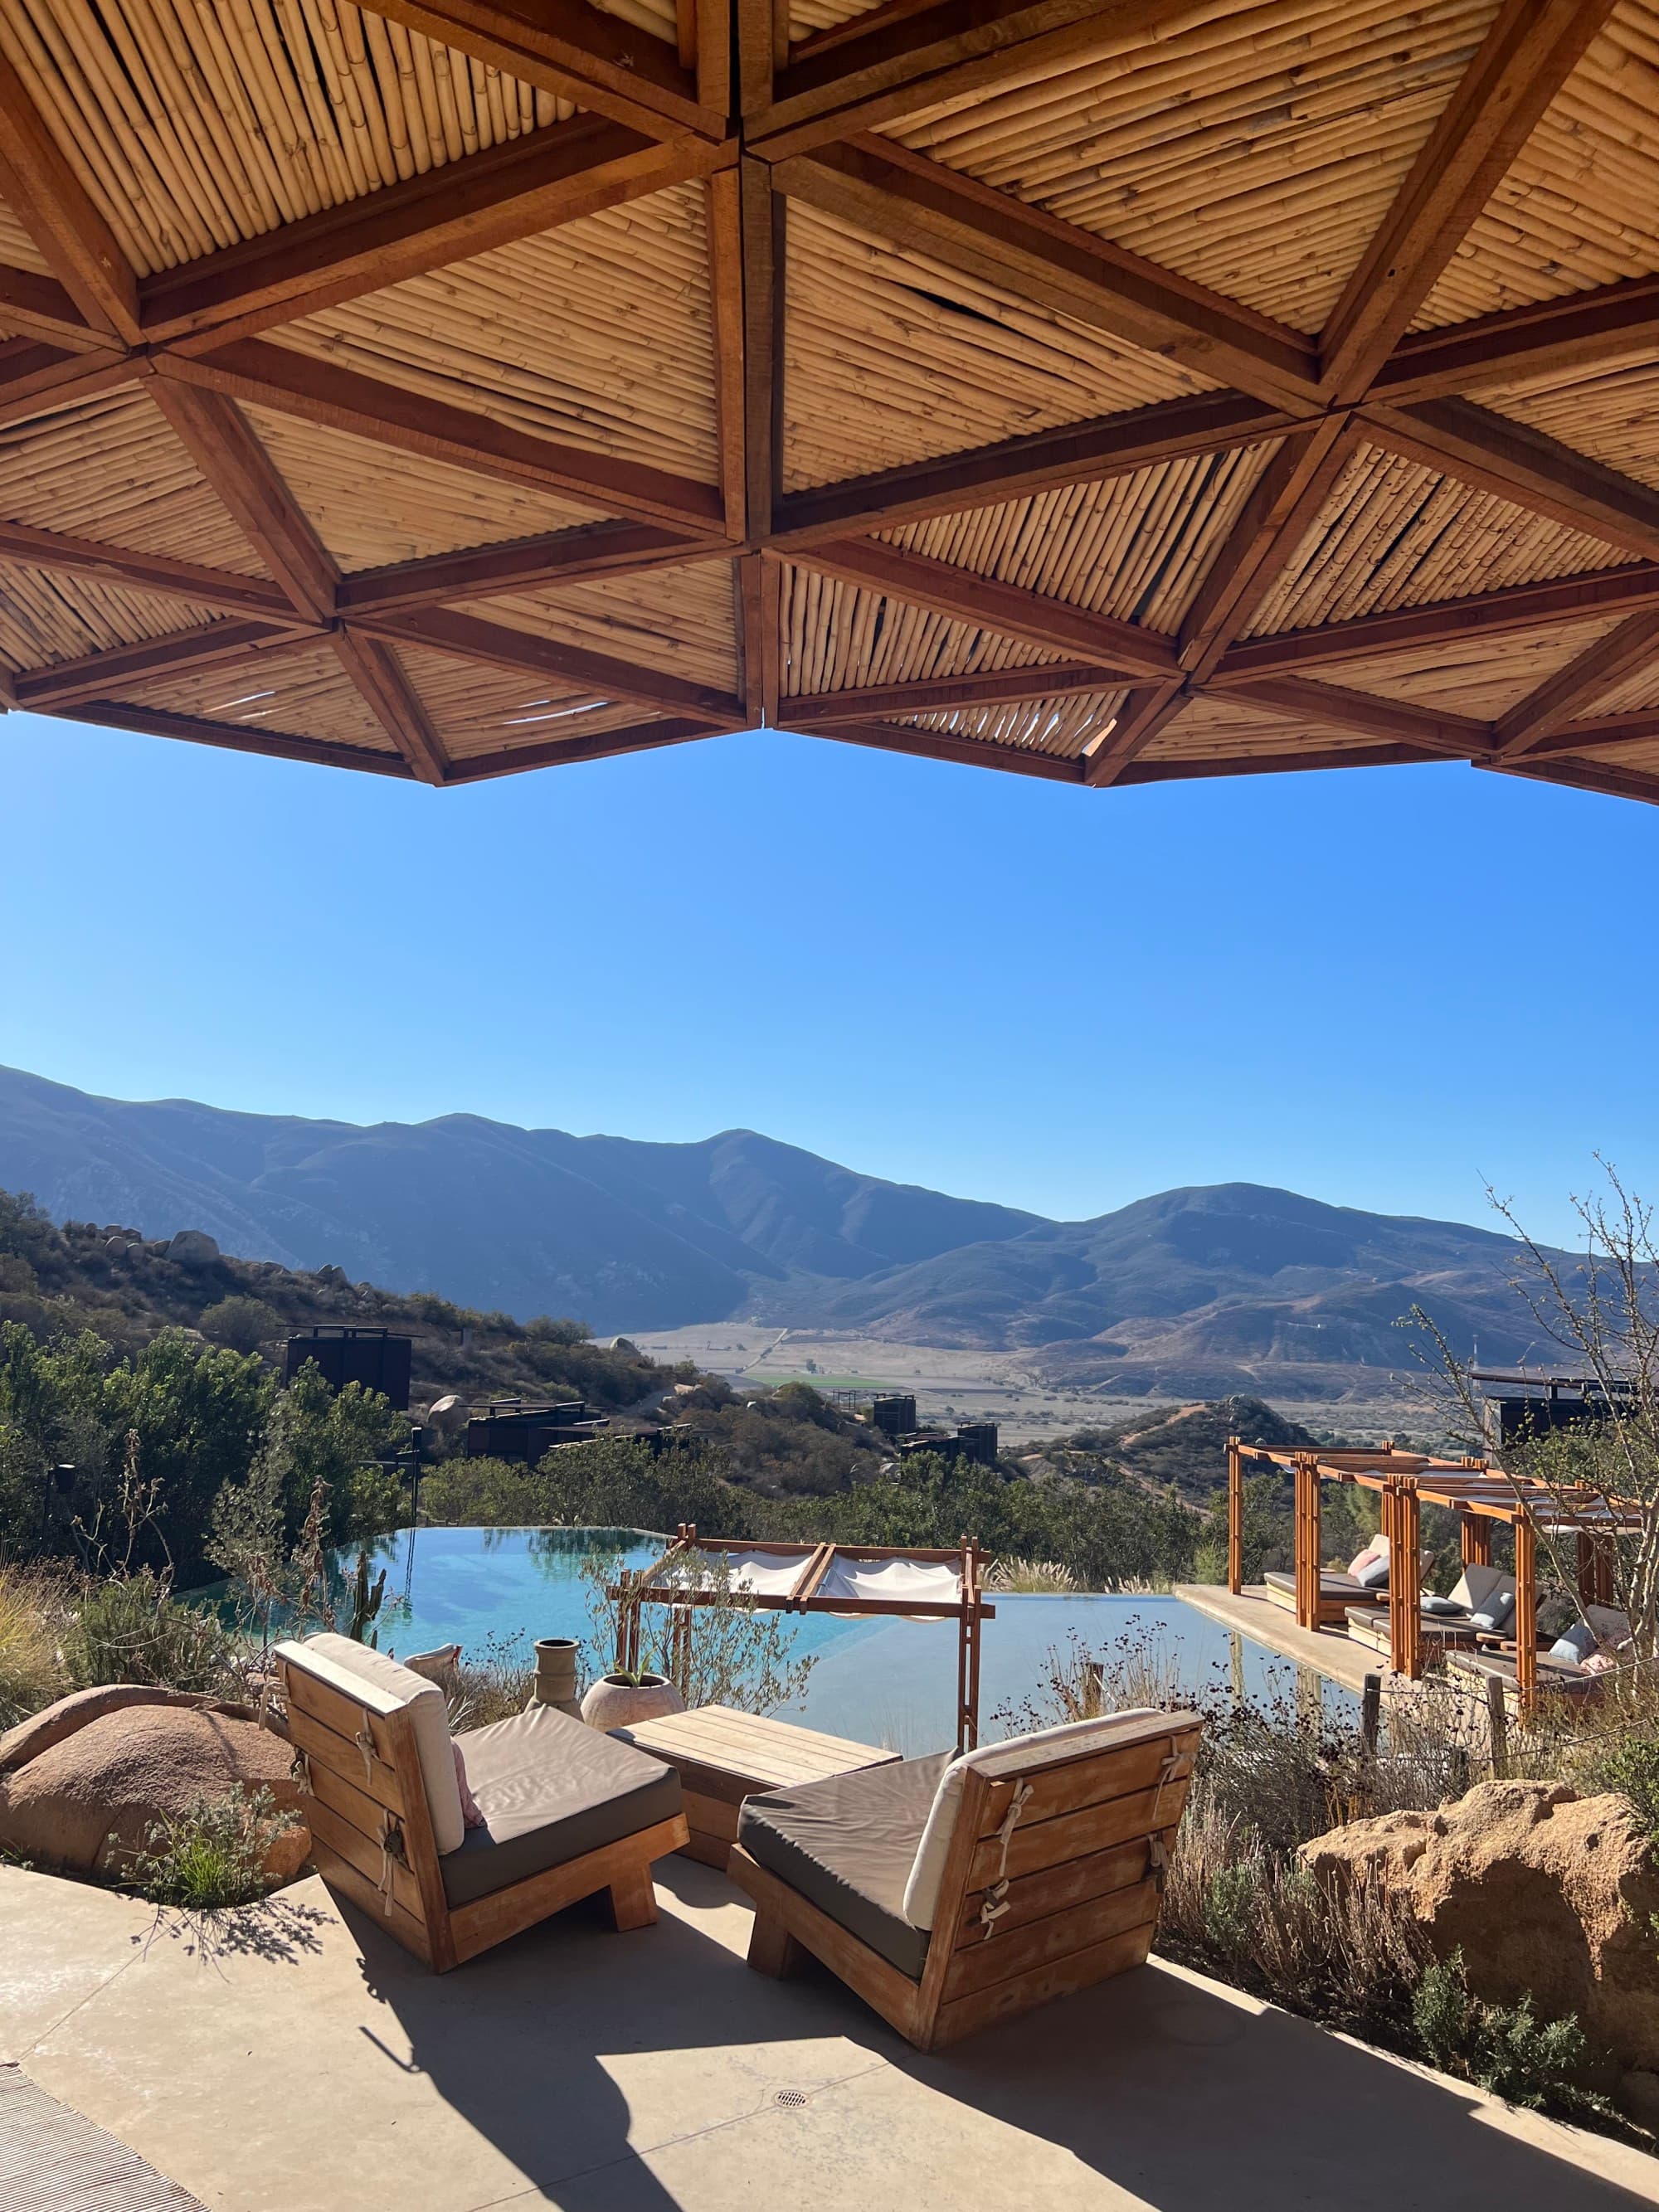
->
[4,1857,1659,2212]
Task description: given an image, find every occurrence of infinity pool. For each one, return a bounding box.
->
[337,1526,1340,1753]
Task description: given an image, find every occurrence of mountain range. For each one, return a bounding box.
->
[0,1063,1552,1394]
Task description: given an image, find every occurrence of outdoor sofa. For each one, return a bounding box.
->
[1262,1530,1394,1626]
[1446,1602,1633,1702]
[275,1634,689,1971]
[730,1706,1204,2051]
[1342,1561,1518,1659]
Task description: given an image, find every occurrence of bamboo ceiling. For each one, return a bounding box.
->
[5,0,1659,800]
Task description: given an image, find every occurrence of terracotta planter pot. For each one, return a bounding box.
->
[532,1637,580,1709]
[580,1673,685,1731]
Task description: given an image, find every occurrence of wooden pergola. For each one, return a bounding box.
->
[4,0,1659,798]
[611,1526,992,1748]
[1227,1437,1636,1696]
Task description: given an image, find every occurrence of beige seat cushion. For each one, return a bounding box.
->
[441,1704,682,1909]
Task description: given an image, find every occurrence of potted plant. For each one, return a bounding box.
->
[580,1667,685,1730]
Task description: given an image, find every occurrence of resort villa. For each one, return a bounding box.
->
[11,0,1659,2201]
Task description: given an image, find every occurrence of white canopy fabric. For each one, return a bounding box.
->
[686,1548,806,1598]
[815,1557,962,1607]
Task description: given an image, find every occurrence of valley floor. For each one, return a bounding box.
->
[627,1324,1428,1446]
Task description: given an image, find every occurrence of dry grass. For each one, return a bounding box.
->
[0,1563,69,1730]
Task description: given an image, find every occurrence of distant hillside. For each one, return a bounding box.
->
[0,1066,1037,1333]
[0,1064,1567,1396]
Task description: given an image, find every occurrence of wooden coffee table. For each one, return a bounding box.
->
[609,1705,902,1871]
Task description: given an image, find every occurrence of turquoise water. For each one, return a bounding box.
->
[340,1525,1345,1754]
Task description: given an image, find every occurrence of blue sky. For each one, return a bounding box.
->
[5,709,1652,1244]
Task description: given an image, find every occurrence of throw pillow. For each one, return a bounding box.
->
[1421,1594,1463,1616]
[1470,1591,1515,1633]
[452,1738,486,1828]
[1549,1620,1598,1665]
[1354,1553,1390,1590]
[1347,1547,1382,1578]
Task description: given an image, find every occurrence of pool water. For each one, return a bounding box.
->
[335,1526,1343,1754]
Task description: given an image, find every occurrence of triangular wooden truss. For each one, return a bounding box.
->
[4,0,1659,800]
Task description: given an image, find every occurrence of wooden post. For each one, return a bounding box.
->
[1515,1510,1538,1709]
[1360,1672,1382,1757]
[1229,1631,1245,1704]
[1462,1514,1492,1568]
[1294,1453,1321,1631]
[1389,1479,1423,1678]
[1227,1436,1243,1592]
[1486,1670,1509,1779]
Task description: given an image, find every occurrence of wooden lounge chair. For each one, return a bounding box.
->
[729,1707,1203,2051]
[275,1635,688,1971]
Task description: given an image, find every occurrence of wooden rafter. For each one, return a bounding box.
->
[150,127,733,350]
[771,139,1321,413]
[0,49,139,344]
[1363,399,1659,562]
[798,539,1178,675]
[1491,612,1659,755]
[447,713,720,780]
[71,699,415,777]
[0,517,298,620]
[1224,677,1495,760]
[1320,0,1619,400]
[791,712,1087,781]
[359,606,747,724]
[737,551,781,723]
[1080,680,1189,787]
[786,661,1126,724]
[160,343,727,535]
[331,633,450,785]
[13,620,309,712]
[753,0,1209,158]
[1371,275,1659,406]
[338,0,722,140]
[1515,711,1659,757]
[338,522,713,619]
[0,346,133,429]
[708,166,749,537]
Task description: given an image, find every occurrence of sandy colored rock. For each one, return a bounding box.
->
[0,1685,254,1774]
[1301,1781,1659,2073]
[0,1704,307,1884]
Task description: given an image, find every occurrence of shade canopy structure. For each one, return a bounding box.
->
[611,1529,992,1748]
[5,0,1659,798]
[1228,1437,1641,1699]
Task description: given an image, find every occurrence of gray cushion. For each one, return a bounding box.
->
[737,1753,951,1981]
[1354,1553,1390,1590]
[1421,1594,1466,1617]
[1263,1570,1370,1597]
[1470,1592,1515,1632]
[1550,1621,1598,1665]
[441,1704,682,1909]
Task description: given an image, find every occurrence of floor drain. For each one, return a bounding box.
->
[775,2090,809,2108]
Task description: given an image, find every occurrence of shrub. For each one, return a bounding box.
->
[63,1569,235,1694]
[198,1297,284,1355]
[117,1785,299,1910]
[0,1563,67,1727]
[1412,1950,1609,2117]
[446,1631,535,1729]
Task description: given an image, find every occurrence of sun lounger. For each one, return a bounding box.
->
[1343,1607,1480,1657]
[1262,1570,1389,1626]
[275,1635,688,1971]
[1446,1647,1604,1699]
[729,1707,1203,2051]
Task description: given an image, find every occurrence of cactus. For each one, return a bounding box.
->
[347,1546,387,1646]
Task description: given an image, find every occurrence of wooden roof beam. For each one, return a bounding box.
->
[1221,675,1496,759]
[161,342,728,535]
[773,393,1297,547]
[0,268,111,352]
[791,712,1087,781]
[1175,420,1357,682]
[358,605,747,724]
[348,0,723,139]
[1481,753,1659,807]
[149,125,732,351]
[1372,275,1659,406]
[1117,740,1443,785]
[737,551,781,723]
[149,381,338,624]
[339,521,714,619]
[1214,562,1659,681]
[0,346,141,432]
[771,140,1321,414]
[0,50,140,345]
[1081,678,1188,785]
[1320,0,1618,401]
[1491,610,1659,755]
[708,167,749,539]
[12,620,313,712]
[0,516,299,620]
[331,633,450,785]
[1364,398,1659,563]
[68,698,416,778]
[1514,710,1659,757]
[752,0,1213,158]
[786,659,1126,725]
[446,713,721,781]
[797,538,1178,674]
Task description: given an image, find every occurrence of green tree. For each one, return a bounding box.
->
[241,1359,404,1552]
[198,1296,284,1355]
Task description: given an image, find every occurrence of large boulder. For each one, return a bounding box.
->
[1301,1781,1659,2073]
[0,1699,308,1885]
[166,1229,220,1268]
[0,1685,252,1774]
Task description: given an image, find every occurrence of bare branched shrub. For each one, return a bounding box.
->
[445,1632,536,1730]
